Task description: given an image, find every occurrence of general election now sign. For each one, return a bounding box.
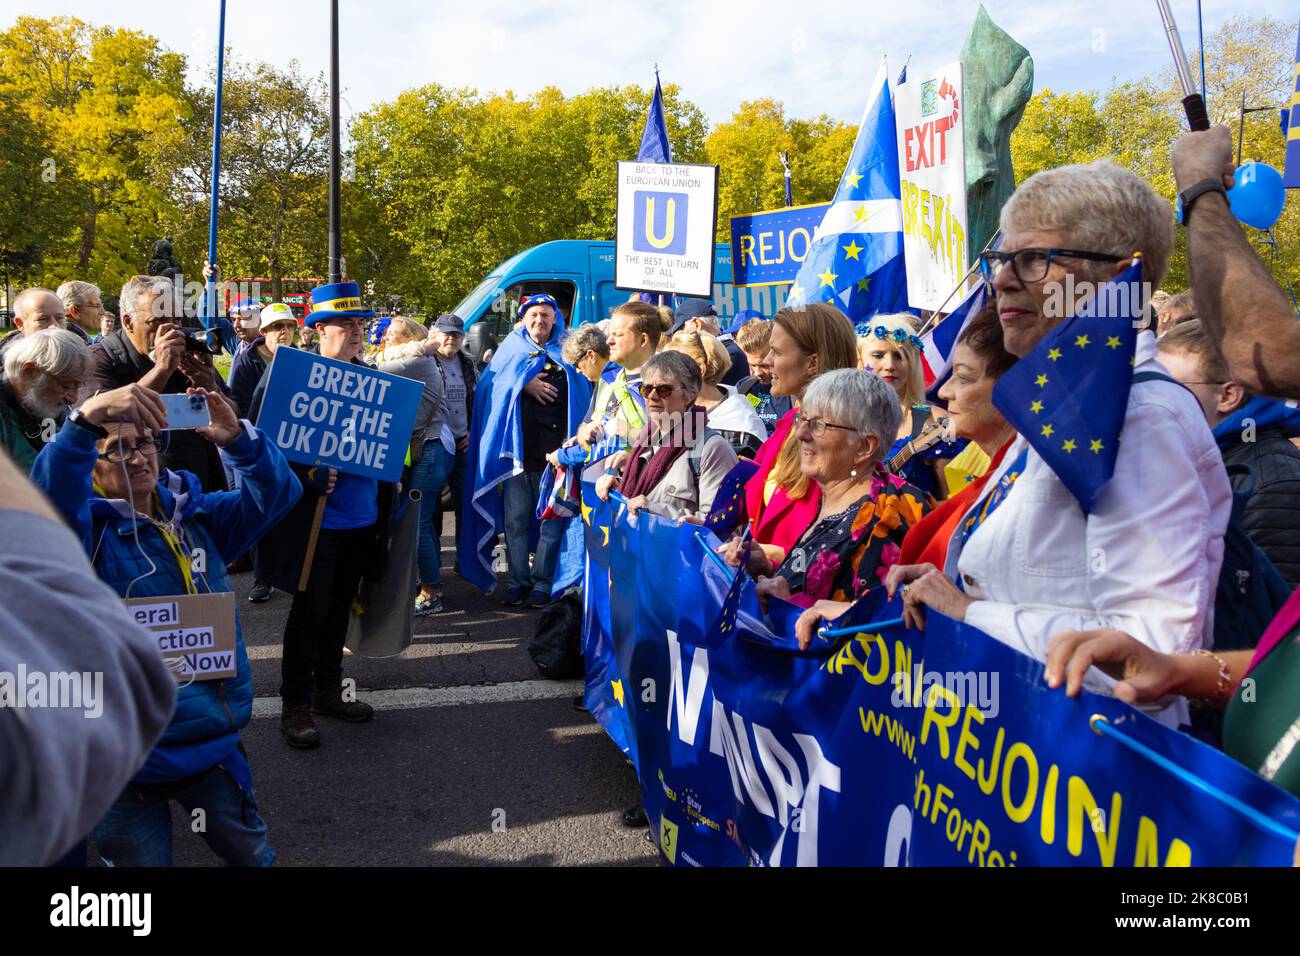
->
[615,160,719,298]
[256,347,423,484]
[729,202,831,287]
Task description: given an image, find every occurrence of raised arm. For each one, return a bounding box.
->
[1173,127,1300,399]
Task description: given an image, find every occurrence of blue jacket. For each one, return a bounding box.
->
[29,419,302,781]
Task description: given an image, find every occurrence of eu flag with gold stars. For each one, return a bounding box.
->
[992,262,1145,513]
[786,62,907,321]
[1284,16,1300,189]
[703,458,759,539]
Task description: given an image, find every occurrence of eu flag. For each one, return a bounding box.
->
[788,62,907,321]
[991,261,1145,513]
[1284,17,1300,189]
[638,72,673,164]
[703,458,759,539]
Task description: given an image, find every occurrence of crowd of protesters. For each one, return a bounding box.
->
[3,122,1300,866]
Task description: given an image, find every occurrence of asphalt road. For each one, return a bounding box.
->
[96,525,658,867]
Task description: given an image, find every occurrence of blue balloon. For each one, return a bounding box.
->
[1228,162,1286,230]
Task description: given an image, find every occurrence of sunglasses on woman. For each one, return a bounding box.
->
[638,382,677,399]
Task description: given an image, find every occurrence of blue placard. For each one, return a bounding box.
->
[255,347,423,483]
[729,202,831,287]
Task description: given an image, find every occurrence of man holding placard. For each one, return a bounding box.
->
[29,381,302,866]
[251,281,418,750]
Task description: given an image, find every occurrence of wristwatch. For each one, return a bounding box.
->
[67,408,108,439]
[1178,178,1228,227]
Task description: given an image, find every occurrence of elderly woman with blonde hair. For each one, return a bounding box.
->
[886,158,1230,728]
[857,313,960,502]
[666,329,767,457]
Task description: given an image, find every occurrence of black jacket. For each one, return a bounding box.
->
[88,329,228,492]
[1221,426,1300,586]
[720,337,750,387]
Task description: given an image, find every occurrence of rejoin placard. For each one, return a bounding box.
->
[254,346,424,483]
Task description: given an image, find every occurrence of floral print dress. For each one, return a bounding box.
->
[774,469,927,607]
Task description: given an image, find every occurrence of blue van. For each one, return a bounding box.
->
[450,240,792,348]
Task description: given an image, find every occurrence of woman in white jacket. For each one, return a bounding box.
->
[886,160,1231,728]
[667,329,767,458]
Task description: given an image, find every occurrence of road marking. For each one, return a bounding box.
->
[251,678,584,718]
[244,638,484,661]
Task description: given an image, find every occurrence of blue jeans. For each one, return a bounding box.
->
[411,440,454,589]
[502,469,564,593]
[92,763,274,867]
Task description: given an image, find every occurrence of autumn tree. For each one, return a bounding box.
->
[0,16,189,293]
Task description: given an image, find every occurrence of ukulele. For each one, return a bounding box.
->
[887,414,952,475]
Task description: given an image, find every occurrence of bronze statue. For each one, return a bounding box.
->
[961,5,1034,260]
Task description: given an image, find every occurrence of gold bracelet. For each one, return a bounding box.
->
[1192,649,1231,706]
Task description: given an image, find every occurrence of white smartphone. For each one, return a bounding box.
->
[160,392,211,430]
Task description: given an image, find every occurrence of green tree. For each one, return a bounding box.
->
[704,100,855,240]
[0,16,190,292]
[345,82,709,315]
[163,57,331,299]
[1011,15,1296,294]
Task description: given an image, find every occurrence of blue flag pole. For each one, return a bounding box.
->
[201,0,227,338]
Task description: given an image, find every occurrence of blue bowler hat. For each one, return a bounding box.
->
[306,281,374,328]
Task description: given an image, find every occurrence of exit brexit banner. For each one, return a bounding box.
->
[255,347,423,483]
[580,486,1300,867]
[729,202,831,287]
[895,62,969,311]
[615,161,719,298]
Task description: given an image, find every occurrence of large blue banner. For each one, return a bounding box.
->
[256,347,423,483]
[729,203,831,287]
[580,486,1300,866]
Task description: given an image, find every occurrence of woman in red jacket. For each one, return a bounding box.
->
[895,305,1017,571]
[722,302,860,573]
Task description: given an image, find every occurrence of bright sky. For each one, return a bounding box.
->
[0,1,1293,125]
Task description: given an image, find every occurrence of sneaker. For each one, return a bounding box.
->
[414,594,444,616]
[622,804,649,828]
[571,695,588,712]
[311,686,375,723]
[247,581,272,603]
[280,703,321,749]
[500,586,528,607]
[525,588,551,609]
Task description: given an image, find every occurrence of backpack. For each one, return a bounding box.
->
[1131,371,1291,652]
[527,587,584,679]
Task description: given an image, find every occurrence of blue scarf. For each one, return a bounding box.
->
[1213,395,1300,450]
[459,324,590,593]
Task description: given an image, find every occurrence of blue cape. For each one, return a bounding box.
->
[459,323,590,593]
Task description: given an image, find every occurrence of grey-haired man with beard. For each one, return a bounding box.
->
[0,328,91,474]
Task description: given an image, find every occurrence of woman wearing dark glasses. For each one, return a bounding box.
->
[594,350,737,521]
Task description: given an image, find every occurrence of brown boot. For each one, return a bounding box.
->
[280,702,321,749]
[311,686,374,723]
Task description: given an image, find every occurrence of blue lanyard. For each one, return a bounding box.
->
[960,447,1028,549]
